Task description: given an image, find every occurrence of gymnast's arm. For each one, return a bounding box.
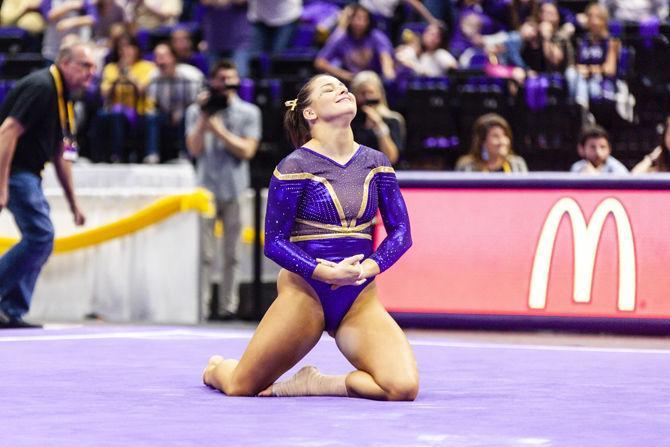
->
[362,171,412,278]
[264,175,360,284]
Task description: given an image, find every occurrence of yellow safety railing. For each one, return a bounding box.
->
[0,188,215,255]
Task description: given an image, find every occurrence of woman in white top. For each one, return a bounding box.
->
[395,24,458,77]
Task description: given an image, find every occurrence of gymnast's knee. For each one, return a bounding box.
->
[224,376,264,397]
[382,375,419,401]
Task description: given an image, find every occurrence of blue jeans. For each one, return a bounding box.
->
[145,112,187,161]
[0,172,54,319]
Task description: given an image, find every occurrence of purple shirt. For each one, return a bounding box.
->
[317,29,393,75]
[203,3,250,53]
[577,36,610,65]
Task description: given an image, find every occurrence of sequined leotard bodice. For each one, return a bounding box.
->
[264,145,412,330]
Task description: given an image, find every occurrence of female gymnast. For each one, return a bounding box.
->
[202,74,418,400]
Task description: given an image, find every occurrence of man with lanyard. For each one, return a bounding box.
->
[0,41,95,328]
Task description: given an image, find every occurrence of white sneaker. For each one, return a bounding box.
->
[143,154,160,164]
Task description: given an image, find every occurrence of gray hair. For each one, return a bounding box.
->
[56,38,91,63]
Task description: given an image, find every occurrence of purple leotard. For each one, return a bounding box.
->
[264,145,412,331]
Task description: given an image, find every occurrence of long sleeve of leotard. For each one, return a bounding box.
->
[369,170,412,272]
[263,172,319,279]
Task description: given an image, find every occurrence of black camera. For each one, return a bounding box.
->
[201,87,229,115]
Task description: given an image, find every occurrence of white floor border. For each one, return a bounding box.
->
[0,327,669,355]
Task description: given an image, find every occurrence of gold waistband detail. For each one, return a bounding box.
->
[289,233,372,242]
[294,218,372,233]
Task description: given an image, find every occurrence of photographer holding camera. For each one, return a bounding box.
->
[186,60,261,320]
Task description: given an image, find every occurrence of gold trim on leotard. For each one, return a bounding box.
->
[352,166,395,227]
[273,168,348,227]
[294,218,373,233]
[289,233,372,242]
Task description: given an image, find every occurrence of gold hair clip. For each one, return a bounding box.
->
[284,99,297,111]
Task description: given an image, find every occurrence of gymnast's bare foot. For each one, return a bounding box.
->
[258,365,330,397]
[202,355,224,386]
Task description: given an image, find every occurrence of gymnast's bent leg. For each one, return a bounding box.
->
[266,282,419,400]
[202,269,325,396]
[335,282,419,400]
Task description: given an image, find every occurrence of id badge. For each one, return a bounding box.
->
[63,138,79,162]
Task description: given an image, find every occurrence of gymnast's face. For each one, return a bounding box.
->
[304,76,356,123]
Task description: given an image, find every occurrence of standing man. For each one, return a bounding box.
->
[186,60,261,320]
[0,41,94,328]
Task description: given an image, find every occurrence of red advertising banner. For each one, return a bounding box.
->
[376,188,670,319]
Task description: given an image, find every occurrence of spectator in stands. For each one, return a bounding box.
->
[520,1,574,74]
[395,23,458,77]
[456,113,528,172]
[350,71,405,165]
[450,8,526,75]
[185,60,261,320]
[450,10,485,61]
[599,0,668,23]
[632,117,670,173]
[200,0,250,76]
[130,0,182,30]
[98,34,156,161]
[566,3,620,109]
[144,43,203,163]
[246,0,302,55]
[170,26,208,74]
[359,0,443,39]
[92,0,126,43]
[570,125,628,174]
[502,0,539,31]
[42,0,97,62]
[0,0,45,36]
[301,0,341,45]
[103,23,130,64]
[315,4,396,82]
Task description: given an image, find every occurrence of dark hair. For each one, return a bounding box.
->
[469,113,515,161]
[579,125,610,146]
[154,41,176,58]
[283,74,329,148]
[656,117,670,171]
[420,23,448,53]
[510,0,539,30]
[347,5,374,38]
[209,59,237,78]
[112,34,142,63]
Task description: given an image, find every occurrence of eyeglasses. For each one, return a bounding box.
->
[73,60,96,70]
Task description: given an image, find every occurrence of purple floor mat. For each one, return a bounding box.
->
[1,325,669,447]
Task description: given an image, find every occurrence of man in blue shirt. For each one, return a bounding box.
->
[186,60,261,319]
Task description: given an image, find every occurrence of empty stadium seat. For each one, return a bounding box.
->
[0,53,45,80]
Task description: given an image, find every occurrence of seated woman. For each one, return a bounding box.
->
[98,34,156,162]
[350,71,405,165]
[566,3,620,109]
[632,117,670,173]
[456,113,528,172]
[395,23,458,77]
[314,4,396,82]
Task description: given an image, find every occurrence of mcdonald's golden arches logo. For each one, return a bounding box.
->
[528,197,636,312]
